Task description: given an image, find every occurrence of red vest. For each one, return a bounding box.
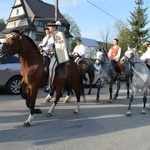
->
[109,45,120,60]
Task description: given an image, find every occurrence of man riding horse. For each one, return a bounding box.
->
[108,38,125,80]
[140,41,150,69]
[72,38,86,65]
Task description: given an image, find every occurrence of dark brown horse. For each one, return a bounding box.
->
[0,29,85,127]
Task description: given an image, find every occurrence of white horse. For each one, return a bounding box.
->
[120,47,150,116]
[95,49,131,103]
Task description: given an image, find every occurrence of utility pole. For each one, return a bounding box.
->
[55,0,58,21]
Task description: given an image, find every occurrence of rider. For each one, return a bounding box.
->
[48,20,70,92]
[72,38,86,64]
[140,41,150,69]
[38,26,52,73]
[108,38,124,77]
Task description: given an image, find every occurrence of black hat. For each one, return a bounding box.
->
[76,38,81,42]
[48,21,61,26]
[44,27,49,31]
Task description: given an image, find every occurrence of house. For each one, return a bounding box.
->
[80,37,100,59]
[1,0,72,48]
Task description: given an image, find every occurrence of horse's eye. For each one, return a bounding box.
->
[131,53,134,56]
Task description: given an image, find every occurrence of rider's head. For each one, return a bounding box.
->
[113,38,119,45]
[44,27,50,34]
[48,21,61,33]
[76,38,81,45]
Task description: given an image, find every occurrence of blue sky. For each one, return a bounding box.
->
[1,0,150,41]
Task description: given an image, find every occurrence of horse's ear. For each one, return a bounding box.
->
[19,29,25,35]
[127,46,130,50]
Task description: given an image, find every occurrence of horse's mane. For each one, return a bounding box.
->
[24,35,39,51]
[102,48,109,60]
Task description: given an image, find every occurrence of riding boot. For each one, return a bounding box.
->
[44,56,50,75]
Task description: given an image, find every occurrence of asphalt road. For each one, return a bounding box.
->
[0,82,150,150]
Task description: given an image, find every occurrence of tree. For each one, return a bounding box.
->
[63,13,81,50]
[0,18,5,24]
[127,0,150,53]
[114,21,132,56]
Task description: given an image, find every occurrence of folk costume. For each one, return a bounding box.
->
[108,45,124,74]
[140,41,150,69]
[72,39,86,64]
[48,21,70,90]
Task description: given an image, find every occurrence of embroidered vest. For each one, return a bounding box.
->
[110,45,120,59]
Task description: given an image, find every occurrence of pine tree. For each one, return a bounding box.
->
[127,0,150,52]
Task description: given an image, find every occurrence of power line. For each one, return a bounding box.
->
[86,0,126,26]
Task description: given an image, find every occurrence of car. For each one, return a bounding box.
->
[0,55,22,95]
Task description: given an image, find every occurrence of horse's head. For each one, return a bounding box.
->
[0,29,24,57]
[95,51,104,65]
[120,46,136,65]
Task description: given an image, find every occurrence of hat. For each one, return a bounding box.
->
[48,21,62,26]
[76,38,81,42]
[44,27,49,31]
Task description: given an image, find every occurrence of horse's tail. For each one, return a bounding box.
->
[79,70,85,98]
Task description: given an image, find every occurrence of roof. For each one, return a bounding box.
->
[24,0,69,25]
[80,37,99,47]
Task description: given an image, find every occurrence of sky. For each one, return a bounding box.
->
[1,0,150,41]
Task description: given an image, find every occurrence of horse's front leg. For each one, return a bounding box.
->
[46,86,62,117]
[23,87,42,127]
[96,77,104,102]
[126,86,137,117]
[141,90,147,114]
[108,82,113,103]
[113,81,121,100]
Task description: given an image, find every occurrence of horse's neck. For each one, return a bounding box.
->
[133,54,149,74]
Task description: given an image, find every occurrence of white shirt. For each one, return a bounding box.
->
[38,34,54,53]
[140,47,150,61]
[72,44,86,56]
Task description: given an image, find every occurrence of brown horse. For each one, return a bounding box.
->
[0,29,85,127]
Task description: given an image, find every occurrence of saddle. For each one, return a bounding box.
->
[55,63,68,78]
[79,59,88,72]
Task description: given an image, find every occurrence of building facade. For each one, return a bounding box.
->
[1,0,72,48]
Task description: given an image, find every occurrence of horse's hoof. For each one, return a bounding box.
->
[46,113,52,117]
[108,100,112,103]
[37,109,42,114]
[141,111,146,115]
[113,96,117,100]
[96,99,100,103]
[23,122,31,127]
[73,110,79,114]
[126,113,131,117]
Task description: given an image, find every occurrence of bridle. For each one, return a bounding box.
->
[0,33,22,55]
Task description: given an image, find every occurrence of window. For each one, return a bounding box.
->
[14,22,16,27]
[34,20,47,27]
[16,9,19,15]
[35,34,45,41]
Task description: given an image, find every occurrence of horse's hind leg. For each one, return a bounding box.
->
[113,81,121,100]
[141,90,147,114]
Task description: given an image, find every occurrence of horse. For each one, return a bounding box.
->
[95,48,131,103]
[0,29,85,127]
[120,47,150,116]
[44,55,95,103]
